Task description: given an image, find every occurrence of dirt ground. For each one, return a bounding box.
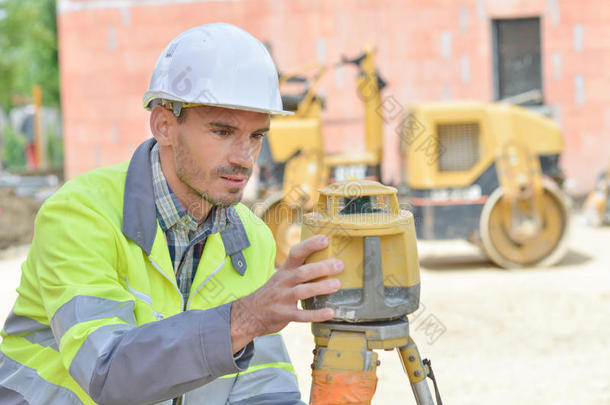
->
[0,188,40,249]
[282,218,610,404]
[0,216,608,404]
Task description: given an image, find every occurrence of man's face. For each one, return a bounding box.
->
[171,105,269,208]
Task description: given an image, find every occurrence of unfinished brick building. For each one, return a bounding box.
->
[57,0,610,194]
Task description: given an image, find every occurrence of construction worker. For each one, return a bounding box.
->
[0,23,344,404]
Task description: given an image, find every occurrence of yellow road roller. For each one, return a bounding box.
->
[401,102,571,268]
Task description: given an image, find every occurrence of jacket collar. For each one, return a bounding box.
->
[122,138,251,273]
[122,138,158,255]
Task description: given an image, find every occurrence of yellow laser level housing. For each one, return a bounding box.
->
[301,180,420,322]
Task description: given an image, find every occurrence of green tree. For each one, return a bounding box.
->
[1,126,27,169]
[0,0,59,110]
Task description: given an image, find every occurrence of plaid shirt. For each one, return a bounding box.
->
[150,143,228,306]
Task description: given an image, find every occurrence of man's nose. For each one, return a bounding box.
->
[229,138,254,168]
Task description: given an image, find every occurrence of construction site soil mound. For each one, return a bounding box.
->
[0,188,41,250]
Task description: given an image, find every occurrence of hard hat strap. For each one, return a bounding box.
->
[163,100,183,117]
[170,101,183,117]
[149,99,185,117]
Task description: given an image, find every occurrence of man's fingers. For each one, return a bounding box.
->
[293,278,341,301]
[292,308,335,323]
[291,259,343,285]
[281,235,329,270]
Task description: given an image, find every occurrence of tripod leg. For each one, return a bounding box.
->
[310,331,378,405]
[398,337,436,405]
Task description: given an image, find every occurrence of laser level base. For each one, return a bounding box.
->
[309,319,441,405]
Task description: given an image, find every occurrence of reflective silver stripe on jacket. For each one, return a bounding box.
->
[0,352,83,405]
[50,295,136,341]
[69,323,132,392]
[249,334,292,367]
[229,369,303,405]
[3,310,58,350]
[183,367,301,405]
[125,276,165,320]
[184,334,302,405]
[182,375,236,405]
[229,334,302,404]
[184,371,302,405]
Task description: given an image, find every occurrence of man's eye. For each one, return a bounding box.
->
[252,133,266,140]
[214,129,231,136]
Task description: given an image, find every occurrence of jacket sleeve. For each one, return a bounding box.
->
[32,194,253,405]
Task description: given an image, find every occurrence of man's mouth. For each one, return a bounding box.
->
[219,175,247,187]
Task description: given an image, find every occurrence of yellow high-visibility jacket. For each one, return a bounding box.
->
[0,139,302,405]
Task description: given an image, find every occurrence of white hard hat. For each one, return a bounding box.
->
[143,22,292,116]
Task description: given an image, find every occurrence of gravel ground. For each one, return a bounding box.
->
[0,217,608,404]
[0,188,40,250]
[283,217,610,404]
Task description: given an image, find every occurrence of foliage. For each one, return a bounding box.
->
[46,124,63,169]
[0,0,59,110]
[1,126,27,169]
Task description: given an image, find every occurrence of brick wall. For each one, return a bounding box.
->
[58,0,610,193]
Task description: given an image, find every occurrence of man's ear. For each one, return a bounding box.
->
[150,105,177,146]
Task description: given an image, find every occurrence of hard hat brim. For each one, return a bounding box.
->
[143,92,294,116]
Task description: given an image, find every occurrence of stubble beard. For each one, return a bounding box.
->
[174,135,243,209]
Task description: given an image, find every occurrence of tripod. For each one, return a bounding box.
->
[309,318,442,405]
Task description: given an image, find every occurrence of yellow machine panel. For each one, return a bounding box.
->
[401,101,570,268]
[404,102,563,190]
[267,117,322,161]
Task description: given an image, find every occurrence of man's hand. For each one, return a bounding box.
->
[230,235,343,353]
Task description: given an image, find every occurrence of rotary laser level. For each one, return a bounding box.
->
[301,180,442,405]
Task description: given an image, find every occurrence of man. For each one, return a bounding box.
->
[0,23,343,404]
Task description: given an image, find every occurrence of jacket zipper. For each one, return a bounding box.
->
[125,276,166,320]
[147,256,185,310]
[150,255,227,405]
[186,258,226,310]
